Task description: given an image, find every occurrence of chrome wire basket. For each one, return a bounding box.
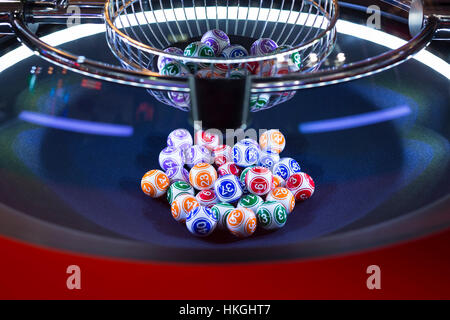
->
[104,0,337,112]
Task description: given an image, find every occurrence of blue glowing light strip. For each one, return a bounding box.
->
[18,111,134,137]
[298,105,412,133]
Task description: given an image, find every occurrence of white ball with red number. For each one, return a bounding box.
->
[196,189,219,208]
[245,166,273,196]
[217,162,241,177]
[189,163,218,190]
[226,207,258,238]
[194,130,220,151]
[286,172,315,201]
[212,145,232,166]
[266,187,296,214]
[184,145,212,168]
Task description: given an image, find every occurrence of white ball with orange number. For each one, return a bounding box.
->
[189,163,218,190]
[259,129,286,153]
[212,145,232,166]
[226,208,257,238]
[141,170,170,198]
[194,130,220,151]
[272,174,286,189]
[171,193,200,223]
[266,187,295,214]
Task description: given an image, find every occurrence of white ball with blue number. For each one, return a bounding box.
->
[232,141,260,167]
[185,206,217,237]
[259,149,280,170]
[272,157,302,180]
[214,174,243,203]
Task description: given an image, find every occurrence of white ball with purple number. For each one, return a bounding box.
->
[214,174,243,203]
[272,157,302,180]
[259,149,280,170]
[165,165,190,184]
[232,141,260,167]
[167,128,193,151]
[184,145,212,168]
[201,29,230,55]
[186,206,217,237]
[250,38,278,56]
[159,146,184,171]
[157,47,184,71]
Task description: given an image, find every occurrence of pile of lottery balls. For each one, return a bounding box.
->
[140,128,315,238]
[158,29,302,79]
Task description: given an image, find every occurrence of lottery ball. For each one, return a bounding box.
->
[165,165,189,184]
[272,157,301,180]
[217,162,241,177]
[167,180,194,204]
[237,194,264,213]
[159,146,185,170]
[189,163,218,190]
[184,145,212,168]
[259,149,280,170]
[256,201,288,230]
[232,141,260,167]
[239,166,255,193]
[196,189,219,208]
[186,206,218,237]
[159,61,191,77]
[245,166,273,196]
[171,194,200,223]
[184,41,215,68]
[216,44,248,71]
[276,44,301,72]
[196,68,223,79]
[212,145,232,166]
[266,187,295,214]
[226,208,257,238]
[141,169,170,198]
[259,129,286,153]
[201,29,230,55]
[250,94,270,112]
[286,172,315,201]
[229,68,248,79]
[211,202,234,229]
[214,174,243,203]
[239,138,259,147]
[194,130,220,151]
[272,174,286,189]
[157,47,184,71]
[167,128,193,151]
[250,38,278,56]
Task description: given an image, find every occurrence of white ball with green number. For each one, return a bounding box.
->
[184,41,215,69]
